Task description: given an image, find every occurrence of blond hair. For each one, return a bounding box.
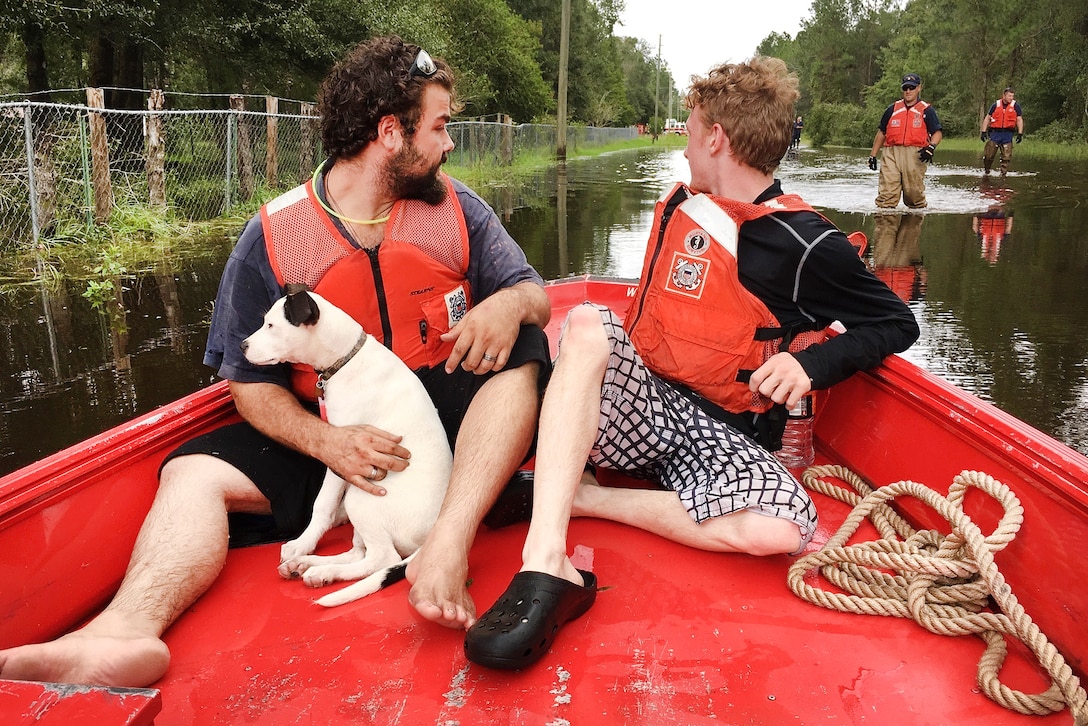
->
[686,57,799,174]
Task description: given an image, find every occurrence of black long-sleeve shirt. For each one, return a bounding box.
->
[738,181,920,390]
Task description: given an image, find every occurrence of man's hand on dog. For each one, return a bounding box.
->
[441,296,522,374]
[325,424,411,495]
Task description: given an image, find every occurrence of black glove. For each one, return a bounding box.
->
[918,144,935,163]
[867,156,877,171]
[980,132,988,142]
[1016,133,1023,144]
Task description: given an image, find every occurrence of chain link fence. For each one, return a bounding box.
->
[0,92,639,250]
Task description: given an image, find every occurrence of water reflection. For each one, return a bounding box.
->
[501,145,1088,458]
[0,258,225,474]
[972,181,1016,264]
[870,213,927,302]
[3,145,1087,476]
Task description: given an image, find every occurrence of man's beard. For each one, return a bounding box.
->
[386,142,448,205]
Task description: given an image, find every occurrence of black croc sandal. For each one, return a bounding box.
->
[483,465,597,530]
[483,470,534,529]
[464,569,597,669]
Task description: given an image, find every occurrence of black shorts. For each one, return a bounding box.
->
[162,325,552,546]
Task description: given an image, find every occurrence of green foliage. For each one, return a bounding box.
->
[439,0,550,121]
[507,0,666,126]
[8,0,1086,145]
[805,103,876,148]
[171,179,226,220]
[82,243,127,313]
[1032,120,1088,145]
[756,0,1088,144]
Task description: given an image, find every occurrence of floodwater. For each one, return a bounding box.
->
[2,143,1087,476]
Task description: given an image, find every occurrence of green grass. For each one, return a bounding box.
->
[445,134,686,187]
[927,137,1088,161]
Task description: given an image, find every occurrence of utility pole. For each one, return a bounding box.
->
[557,0,570,159]
[653,35,661,134]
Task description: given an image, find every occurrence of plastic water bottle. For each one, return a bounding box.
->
[776,395,814,469]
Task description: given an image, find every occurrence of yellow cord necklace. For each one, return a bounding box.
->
[311,159,391,226]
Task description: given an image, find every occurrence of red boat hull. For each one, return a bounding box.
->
[2,276,1086,724]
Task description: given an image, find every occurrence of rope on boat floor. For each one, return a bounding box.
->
[788,465,1088,725]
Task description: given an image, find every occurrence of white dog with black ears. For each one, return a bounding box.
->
[241,285,452,607]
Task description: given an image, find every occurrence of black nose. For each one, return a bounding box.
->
[240,340,249,352]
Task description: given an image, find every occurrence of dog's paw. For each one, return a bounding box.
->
[279,540,317,578]
[278,558,313,579]
[301,565,340,588]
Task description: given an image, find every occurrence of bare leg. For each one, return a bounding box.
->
[572,482,802,555]
[0,455,268,687]
[406,362,540,629]
[520,305,610,586]
[520,305,802,562]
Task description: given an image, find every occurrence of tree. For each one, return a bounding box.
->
[438,0,550,121]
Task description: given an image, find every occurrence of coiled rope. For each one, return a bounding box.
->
[787,465,1087,724]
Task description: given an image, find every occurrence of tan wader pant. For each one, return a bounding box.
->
[876,145,928,209]
[983,140,1014,175]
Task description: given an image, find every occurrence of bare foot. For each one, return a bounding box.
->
[0,633,170,688]
[405,539,476,630]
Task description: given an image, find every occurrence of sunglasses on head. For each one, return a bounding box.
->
[409,49,437,79]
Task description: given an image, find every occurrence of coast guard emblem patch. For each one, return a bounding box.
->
[665,252,709,299]
[445,285,468,327]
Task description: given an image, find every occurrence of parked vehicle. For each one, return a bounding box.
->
[663,117,687,135]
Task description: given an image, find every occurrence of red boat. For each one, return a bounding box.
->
[3,276,1087,725]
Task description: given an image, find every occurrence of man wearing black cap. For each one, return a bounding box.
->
[980,87,1024,176]
[868,73,943,208]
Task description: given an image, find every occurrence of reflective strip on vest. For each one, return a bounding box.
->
[625,184,818,414]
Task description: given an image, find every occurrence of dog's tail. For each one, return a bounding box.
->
[314,552,414,608]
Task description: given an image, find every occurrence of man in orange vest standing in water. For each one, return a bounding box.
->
[981,87,1024,176]
[868,73,943,208]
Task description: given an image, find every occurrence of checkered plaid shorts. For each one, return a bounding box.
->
[583,304,817,548]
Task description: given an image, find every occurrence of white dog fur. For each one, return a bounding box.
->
[242,288,452,607]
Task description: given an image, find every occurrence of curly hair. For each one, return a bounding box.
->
[318,35,457,161]
[686,57,799,175]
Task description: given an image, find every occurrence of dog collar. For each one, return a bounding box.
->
[315,332,367,393]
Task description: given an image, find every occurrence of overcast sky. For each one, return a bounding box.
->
[614,0,815,90]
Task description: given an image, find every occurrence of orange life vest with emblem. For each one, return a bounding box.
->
[261,173,472,401]
[624,183,833,415]
[884,99,932,147]
[988,100,1019,130]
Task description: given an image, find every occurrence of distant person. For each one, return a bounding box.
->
[981,87,1024,176]
[791,115,804,149]
[868,73,943,208]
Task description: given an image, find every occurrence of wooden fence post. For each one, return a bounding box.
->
[299,102,316,183]
[86,87,113,222]
[265,95,278,190]
[230,94,254,200]
[146,89,166,209]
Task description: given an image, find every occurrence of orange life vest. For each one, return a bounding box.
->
[261,173,472,401]
[884,99,932,147]
[624,183,830,415]
[988,100,1019,130]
